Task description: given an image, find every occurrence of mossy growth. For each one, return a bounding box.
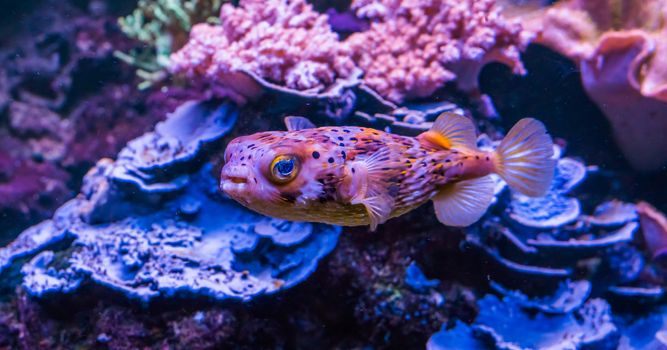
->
[115,0,227,89]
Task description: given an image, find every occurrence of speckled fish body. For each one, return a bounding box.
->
[221,114,555,230]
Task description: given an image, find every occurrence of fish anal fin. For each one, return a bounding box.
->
[433,175,495,227]
[421,112,477,150]
[284,116,316,131]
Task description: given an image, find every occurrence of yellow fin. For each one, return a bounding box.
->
[284,116,316,131]
[433,175,495,227]
[493,118,555,197]
[422,112,477,150]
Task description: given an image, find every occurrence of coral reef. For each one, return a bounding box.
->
[168,0,530,110]
[0,0,666,349]
[637,202,667,262]
[117,0,225,87]
[169,0,359,103]
[0,99,340,302]
[346,0,531,103]
[428,295,619,349]
[0,0,164,239]
[519,0,667,170]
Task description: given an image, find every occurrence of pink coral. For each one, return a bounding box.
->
[346,0,531,103]
[521,0,667,170]
[169,0,357,102]
[637,201,667,261]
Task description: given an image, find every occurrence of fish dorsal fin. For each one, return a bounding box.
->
[284,116,316,131]
[433,175,495,227]
[346,148,396,231]
[421,112,477,150]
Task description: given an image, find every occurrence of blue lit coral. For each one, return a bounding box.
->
[464,146,643,289]
[428,295,619,350]
[0,99,340,303]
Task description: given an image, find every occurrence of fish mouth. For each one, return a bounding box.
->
[220,167,250,194]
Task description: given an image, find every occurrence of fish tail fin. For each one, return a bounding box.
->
[493,118,555,197]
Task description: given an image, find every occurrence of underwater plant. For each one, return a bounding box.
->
[116,0,226,89]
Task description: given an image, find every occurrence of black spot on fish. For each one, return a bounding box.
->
[337,136,344,141]
[352,168,356,173]
[343,129,350,133]
[350,137,358,142]
[312,151,320,159]
[341,151,346,159]
[339,143,345,147]
[240,156,245,160]
[475,155,480,160]
[328,157,334,163]
[445,159,451,163]
[486,156,490,161]
[381,167,390,171]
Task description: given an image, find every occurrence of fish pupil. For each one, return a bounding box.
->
[275,159,294,176]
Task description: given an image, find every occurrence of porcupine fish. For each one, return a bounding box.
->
[220,113,555,231]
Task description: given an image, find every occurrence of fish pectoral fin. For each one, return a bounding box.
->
[351,195,392,232]
[344,148,399,231]
[421,112,477,150]
[432,175,495,227]
[284,116,316,131]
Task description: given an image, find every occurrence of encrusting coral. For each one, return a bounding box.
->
[518,0,667,170]
[346,0,531,103]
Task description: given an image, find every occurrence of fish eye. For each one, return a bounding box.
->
[269,155,299,184]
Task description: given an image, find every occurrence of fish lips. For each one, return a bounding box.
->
[220,165,250,196]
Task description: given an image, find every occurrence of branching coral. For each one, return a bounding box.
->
[519,0,667,170]
[169,0,358,100]
[346,0,531,103]
[117,0,225,88]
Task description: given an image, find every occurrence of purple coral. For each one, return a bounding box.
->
[346,0,531,103]
[170,0,358,101]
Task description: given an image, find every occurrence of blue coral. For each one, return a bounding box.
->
[428,295,619,350]
[0,98,340,303]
